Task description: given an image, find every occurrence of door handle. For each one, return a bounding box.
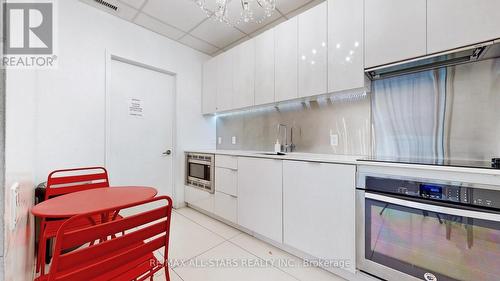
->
[365,192,500,222]
[163,150,172,156]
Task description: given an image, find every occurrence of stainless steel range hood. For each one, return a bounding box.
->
[365,39,500,80]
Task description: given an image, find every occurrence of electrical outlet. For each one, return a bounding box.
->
[218,137,222,145]
[330,133,339,146]
[232,136,237,145]
[10,182,19,231]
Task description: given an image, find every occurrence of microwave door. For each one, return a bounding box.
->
[189,162,208,180]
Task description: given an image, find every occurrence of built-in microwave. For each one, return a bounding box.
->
[185,153,215,193]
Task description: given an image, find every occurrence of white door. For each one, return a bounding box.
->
[107,56,174,197]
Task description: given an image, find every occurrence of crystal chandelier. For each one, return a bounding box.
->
[195,0,276,25]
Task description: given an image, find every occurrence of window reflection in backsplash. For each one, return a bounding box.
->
[216,92,371,155]
[372,58,500,161]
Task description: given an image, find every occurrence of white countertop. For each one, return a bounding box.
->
[185,149,500,176]
[185,149,361,165]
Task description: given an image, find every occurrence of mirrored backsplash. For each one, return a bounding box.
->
[372,58,500,161]
[216,92,371,155]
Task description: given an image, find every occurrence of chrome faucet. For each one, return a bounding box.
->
[289,127,296,152]
[277,124,287,153]
[276,124,296,153]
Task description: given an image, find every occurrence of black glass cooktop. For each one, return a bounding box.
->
[358,157,500,170]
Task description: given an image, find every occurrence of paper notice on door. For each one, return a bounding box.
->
[128,98,143,117]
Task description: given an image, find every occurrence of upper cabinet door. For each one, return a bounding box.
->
[365,0,427,68]
[255,29,275,105]
[216,50,234,112]
[275,17,299,102]
[202,57,217,114]
[328,0,365,93]
[427,0,500,54]
[298,2,327,97]
[233,39,255,109]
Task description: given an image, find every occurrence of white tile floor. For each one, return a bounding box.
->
[153,207,346,281]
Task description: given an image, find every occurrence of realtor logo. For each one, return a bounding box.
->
[5,2,53,54]
[2,1,57,68]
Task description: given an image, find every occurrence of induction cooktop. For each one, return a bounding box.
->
[358,157,500,170]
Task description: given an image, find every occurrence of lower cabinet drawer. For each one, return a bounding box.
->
[185,186,214,214]
[214,192,237,224]
[215,167,238,196]
[215,155,238,170]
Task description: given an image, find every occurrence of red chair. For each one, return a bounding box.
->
[36,167,112,275]
[37,196,173,281]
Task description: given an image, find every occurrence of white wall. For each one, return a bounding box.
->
[0,0,5,278]
[4,0,215,280]
[33,0,215,199]
[4,70,38,281]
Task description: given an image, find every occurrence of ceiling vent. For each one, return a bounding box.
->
[94,0,118,11]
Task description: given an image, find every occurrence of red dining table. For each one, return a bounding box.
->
[31,186,158,218]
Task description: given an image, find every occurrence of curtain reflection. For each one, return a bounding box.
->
[372,58,500,161]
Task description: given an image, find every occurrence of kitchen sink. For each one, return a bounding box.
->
[257,152,287,156]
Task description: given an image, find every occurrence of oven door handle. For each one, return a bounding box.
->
[365,192,500,222]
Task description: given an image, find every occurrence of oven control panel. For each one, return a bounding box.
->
[472,188,500,209]
[418,184,468,203]
[365,176,500,210]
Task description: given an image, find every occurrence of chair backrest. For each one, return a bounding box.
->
[48,196,173,281]
[45,167,110,200]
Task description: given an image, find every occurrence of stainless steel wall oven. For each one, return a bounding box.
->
[185,153,215,193]
[356,173,500,281]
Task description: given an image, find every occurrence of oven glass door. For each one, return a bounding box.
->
[188,162,210,181]
[365,192,500,281]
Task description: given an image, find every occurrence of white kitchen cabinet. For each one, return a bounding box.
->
[215,155,238,170]
[328,0,365,93]
[215,167,237,197]
[364,0,427,68]
[283,161,356,274]
[215,156,238,224]
[427,0,500,54]
[202,57,217,114]
[214,191,237,223]
[216,50,234,111]
[275,17,298,102]
[255,29,275,105]
[185,186,214,214]
[298,2,327,97]
[233,39,255,109]
[238,157,283,242]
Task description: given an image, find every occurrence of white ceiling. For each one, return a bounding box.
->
[80,0,323,56]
